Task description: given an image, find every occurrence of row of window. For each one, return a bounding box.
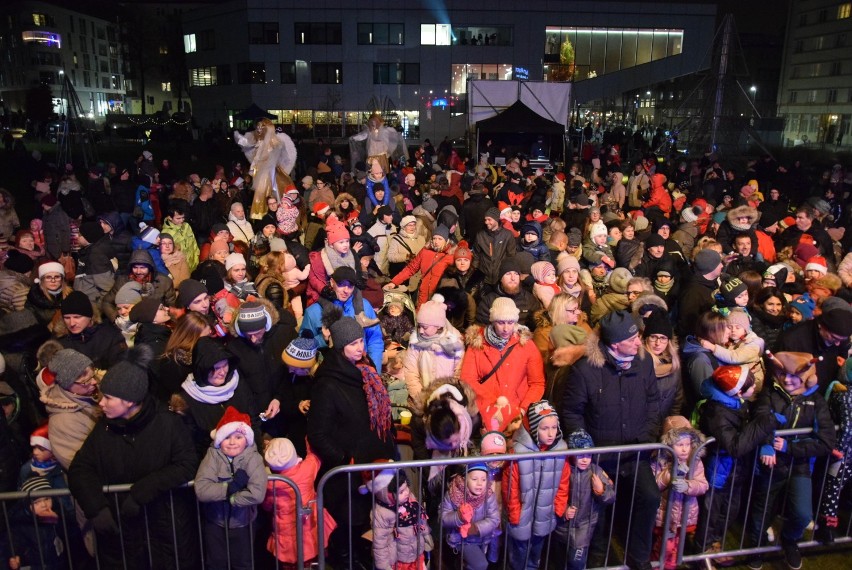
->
[798,3,851,26]
[189,62,420,86]
[790,60,846,79]
[793,32,847,53]
[787,88,852,104]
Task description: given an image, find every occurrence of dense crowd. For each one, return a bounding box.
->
[0,134,851,570]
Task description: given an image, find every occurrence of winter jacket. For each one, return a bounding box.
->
[226,214,255,245]
[42,204,71,259]
[502,426,571,541]
[440,485,501,547]
[615,237,644,272]
[56,322,126,370]
[557,464,616,550]
[101,249,176,322]
[391,243,455,307]
[162,217,200,272]
[73,238,116,304]
[560,335,661,452]
[40,383,101,470]
[25,285,67,326]
[190,197,220,244]
[473,226,517,286]
[460,325,545,414]
[752,382,835,479]
[681,337,719,404]
[671,222,699,259]
[676,272,719,337]
[68,397,199,569]
[589,292,630,326]
[403,325,465,399]
[130,238,167,274]
[652,456,708,528]
[476,285,542,331]
[697,380,776,488]
[307,349,396,525]
[462,193,497,245]
[372,499,431,569]
[263,453,336,563]
[160,249,191,288]
[0,269,31,313]
[519,221,550,261]
[644,178,672,216]
[194,445,267,529]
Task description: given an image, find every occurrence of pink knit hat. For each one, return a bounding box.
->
[530,261,556,283]
[416,294,447,328]
[326,221,349,245]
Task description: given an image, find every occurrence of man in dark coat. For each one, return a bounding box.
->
[473,206,516,286]
[476,257,542,330]
[677,249,723,337]
[69,350,199,569]
[461,181,494,244]
[776,204,834,258]
[560,310,661,570]
[57,291,126,369]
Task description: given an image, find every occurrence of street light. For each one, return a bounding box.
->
[749,85,756,102]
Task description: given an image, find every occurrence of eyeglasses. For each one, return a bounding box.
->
[647,335,669,343]
[566,308,582,314]
[74,371,97,386]
[626,290,643,297]
[42,274,63,281]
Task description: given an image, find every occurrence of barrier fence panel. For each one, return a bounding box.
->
[0,475,305,570]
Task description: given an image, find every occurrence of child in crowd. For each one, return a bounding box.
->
[0,477,67,570]
[746,352,835,570]
[263,437,335,567]
[503,400,571,570]
[698,308,765,393]
[113,282,142,346]
[194,406,267,570]
[531,261,560,309]
[652,416,708,570]
[786,293,815,326]
[381,342,409,418]
[551,429,615,570]
[361,463,431,570]
[519,221,549,262]
[282,251,309,321]
[440,462,501,570]
[713,276,750,314]
[696,366,776,559]
[278,333,319,457]
[379,292,415,345]
[582,222,616,270]
[817,356,852,544]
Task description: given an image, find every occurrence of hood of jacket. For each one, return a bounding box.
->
[128,248,155,272]
[40,381,100,414]
[701,378,742,410]
[631,293,669,322]
[412,377,479,419]
[192,338,238,386]
[463,324,532,349]
[681,335,711,356]
[520,220,543,242]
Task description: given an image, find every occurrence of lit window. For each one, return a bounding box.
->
[22,31,61,48]
[421,24,451,45]
[839,3,851,18]
[184,33,196,53]
[159,45,168,55]
[162,82,171,92]
[32,13,46,26]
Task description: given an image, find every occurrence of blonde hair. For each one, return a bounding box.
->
[548,293,579,326]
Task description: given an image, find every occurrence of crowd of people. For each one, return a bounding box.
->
[0,134,852,570]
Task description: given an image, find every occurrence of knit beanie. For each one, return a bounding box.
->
[680,205,701,223]
[484,207,500,222]
[234,301,272,336]
[589,221,607,238]
[211,223,229,236]
[225,253,246,271]
[794,243,819,269]
[269,237,287,252]
[480,431,507,455]
[819,303,852,337]
[454,244,473,260]
[115,281,143,306]
[645,234,666,249]
[557,254,581,275]
[37,261,65,280]
[643,311,673,338]
[725,308,751,332]
[763,263,789,286]
[138,223,160,245]
[358,460,399,495]
[330,316,364,349]
[789,295,816,321]
[265,437,301,471]
[79,221,104,244]
[633,215,650,231]
[61,291,93,317]
[20,476,51,496]
[599,310,639,344]
[417,295,448,328]
[4,250,34,274]
[282,332,318,369]
[209,240,229,258]
[530,261,556,284]
[212,405,255,448]
[326,222,349,245]
[718,276,748,306]
[567,228,583,247]
[330,266,358,285]
[400,215,417,228]
[480,396,519,433]
[30,424,51,451]
[522,400,562,447]
[129,297,162,324]
[177,279,208,308]
[514,252,535,276]
[99,345,153,403]
[566,429,595,450]
[694,249,722,275]
[712,365,752,396]
[549,324,588,348]
[499,257,521,278]
[608,267,632,294]
[805,256,828,275]
[489,297,520,323]
[421,197,438,214]
[50,349,93,390]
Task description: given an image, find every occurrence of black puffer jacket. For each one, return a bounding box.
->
[749,307,787,353]
[676,272,718,338]
[68,397,199,568]
[560,335,660,458]
[25,285,66,326]
[58,322,126,369]
[476,284,542,330]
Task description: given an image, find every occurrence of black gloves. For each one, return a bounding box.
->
[227,469,250,496]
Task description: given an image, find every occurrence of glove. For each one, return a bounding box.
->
[671,478,689,493]
[121,495,141,518]
[227,469,250,496]
[458,503,473,524]
[91,508,119,535]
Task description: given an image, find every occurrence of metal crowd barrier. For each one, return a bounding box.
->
[0,475,305,570]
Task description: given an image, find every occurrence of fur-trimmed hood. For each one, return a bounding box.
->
[225,296,280,337]
[726,205,760,229]
[631,293,669,326]
[463,324,533,349]
[533,309,552,330]
[411,376,478,419]
[334,192,357,210]
[582,331,647,369]
[660,421,706,458]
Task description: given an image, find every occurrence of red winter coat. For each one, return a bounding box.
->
[391,244,455,307]
[645,175,672,216]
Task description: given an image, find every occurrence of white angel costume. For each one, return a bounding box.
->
[234,118,297,219]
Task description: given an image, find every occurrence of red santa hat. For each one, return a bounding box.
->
[805,256,828,275]
[30,424,51,451]
[212,406,254,449]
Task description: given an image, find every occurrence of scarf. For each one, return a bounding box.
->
[651,352,674,378]
[409,331,465,358]
[375,498,426,529]
[323,245,356,273]
[654,277,674,294]
[31,458,59,477]
[447,473,493,510]
[160,249,186,267]
[356,361,393,441]
[181,370,240,404]
[484,325,509,350]
[606,347,635,370]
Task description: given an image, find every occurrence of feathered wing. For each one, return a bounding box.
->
[385,128,409,162]
[349,129,368,170]
[234,130,259,163]
[275,132,297,175]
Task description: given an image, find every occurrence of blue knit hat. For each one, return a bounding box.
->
[566,429,595,450]
[788,294,815,320]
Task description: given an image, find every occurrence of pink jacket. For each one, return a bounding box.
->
[652,457,708,529]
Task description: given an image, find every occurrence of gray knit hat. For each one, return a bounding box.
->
[330,316,364,349]
[50,349,93,390]
[99,346,153,403]
[599,310,640,345]
[484,207,500,222]
[115,282,143,306]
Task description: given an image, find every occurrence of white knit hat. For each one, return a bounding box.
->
[489,297,520,323]
[37,261,65,280]
[265,438,301,471]
[225,253,247,271]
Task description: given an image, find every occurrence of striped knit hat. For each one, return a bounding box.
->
[522,400,562,447]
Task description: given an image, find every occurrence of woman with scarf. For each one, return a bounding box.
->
[169,337,259,458]
[158,233,190,288]
[642,310,683,420]
[556,254,592,318]
[307,315,396,567]
[26,262,72,327]
[403,296,465,402]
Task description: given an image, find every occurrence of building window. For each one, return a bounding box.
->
[218,64,232,85]
[452,26,512,46]
[34,51,62,66]
[807,90,818,103]
[32,13,52,27]
[280,62,296,84]
[112,76,120,90]
[794,40,803,53]
[83,54,91,69]
[358,23,404,45]
[184,33,196,53]
[22,31,61,48]
[162,82,171,92]
[197,30,215,50]
[311,62,343,84]
[294,23,342,45]
[102,76,110,89]
[190,66,217,86]
[828,89,838,103]
[39,71,57,85]
[99,60,108,73]
[789,91,798,103]
[420,24,452,45]
[249,22,279,44]
[159,45,168,55]
[238,62,266,84]
[98,44,107,57]
[841,4,852,19]
[83,71,90,87]
[799,14,808,26]
[374,63,419,84]
[451,63,512,93]
[819,9,827,23]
